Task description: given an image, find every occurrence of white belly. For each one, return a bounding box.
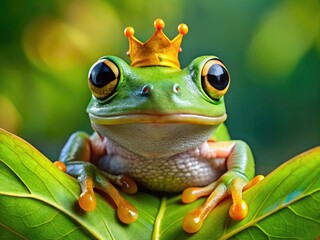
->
[97,139,227,192]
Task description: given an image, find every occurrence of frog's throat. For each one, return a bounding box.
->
[88,113,227,125]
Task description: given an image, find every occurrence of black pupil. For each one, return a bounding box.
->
[207,64,229,90]
[89,62,116,88]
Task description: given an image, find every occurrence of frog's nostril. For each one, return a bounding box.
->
[141,84,152,96]
[173,84,181,94]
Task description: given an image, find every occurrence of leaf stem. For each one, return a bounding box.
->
[152,197,167,240]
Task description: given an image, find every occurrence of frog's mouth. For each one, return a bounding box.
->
[88,113,227,125]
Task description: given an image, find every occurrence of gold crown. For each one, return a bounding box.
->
[124,18,188,69]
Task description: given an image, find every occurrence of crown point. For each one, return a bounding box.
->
[124,27,135,37]
[124,18,188,69]
[178,23,188,35]
[154,18,165,30]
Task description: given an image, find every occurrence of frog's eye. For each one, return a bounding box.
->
[201,59,230,100]
[88,59,120,100]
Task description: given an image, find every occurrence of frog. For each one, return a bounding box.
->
[54,19,263,234]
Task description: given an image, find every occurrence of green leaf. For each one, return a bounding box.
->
[0,128,158,239]
[0,128,319,239]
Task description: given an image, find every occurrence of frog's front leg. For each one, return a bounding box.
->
[181,141,264,233]
[54,131,138,224]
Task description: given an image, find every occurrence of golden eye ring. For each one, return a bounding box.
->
[201,59,230,100]
[88,59,120,100]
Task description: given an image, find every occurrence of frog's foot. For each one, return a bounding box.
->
[54,161,138,224]
[181,174,264,233]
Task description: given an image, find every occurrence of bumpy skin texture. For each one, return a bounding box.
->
[56,55,259,233]
[98,139,227,192]
[95,137,253,192]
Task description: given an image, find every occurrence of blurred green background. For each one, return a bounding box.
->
[0,0,319,175]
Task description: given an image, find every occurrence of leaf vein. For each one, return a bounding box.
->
[0,222,28,239]
[152,197,167,240]
[287,205,320,224]
[221,188,319,239]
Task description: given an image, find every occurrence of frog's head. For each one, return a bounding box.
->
[86,19,230,158]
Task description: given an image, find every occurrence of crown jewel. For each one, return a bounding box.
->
[124,19,188,69]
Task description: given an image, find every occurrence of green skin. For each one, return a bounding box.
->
[59,55,255,230]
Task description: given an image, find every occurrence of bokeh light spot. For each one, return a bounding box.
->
[246,1,318,82]
[22,0,122,73]
[0,96,21,133]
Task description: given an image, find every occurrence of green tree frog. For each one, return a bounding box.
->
[54,19,263,234]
